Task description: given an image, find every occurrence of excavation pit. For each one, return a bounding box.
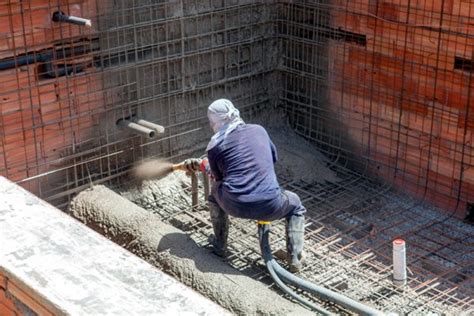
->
[95,114,473,315]
[2,1,474,314]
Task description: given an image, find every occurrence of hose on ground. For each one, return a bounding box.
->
[259,223,333,315]
[257,223,385,316]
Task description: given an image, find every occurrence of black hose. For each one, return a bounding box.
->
[0,45,95,72]
[0,51,49,70]
[258,224,333,315]
[43,61,84,78]
[257,223,385,316]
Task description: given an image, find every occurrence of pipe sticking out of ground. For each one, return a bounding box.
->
[68,185,313,316]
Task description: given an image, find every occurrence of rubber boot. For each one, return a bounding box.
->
[208,203,229,257]
[286,215,305,273]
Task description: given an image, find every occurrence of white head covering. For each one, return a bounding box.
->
[206,99,245,151]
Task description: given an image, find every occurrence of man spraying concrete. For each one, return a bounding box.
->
[184,99,307,272]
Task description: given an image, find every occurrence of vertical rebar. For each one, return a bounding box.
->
[191,171,198,209]
[202,171,210,203]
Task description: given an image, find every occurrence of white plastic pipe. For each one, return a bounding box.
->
[52,11,91,27]
[393,239,407,286]
[67,16,92,27]
[132,118,165,134]
[117,119,156,139]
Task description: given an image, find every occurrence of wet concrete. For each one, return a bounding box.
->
[69,185,313,316]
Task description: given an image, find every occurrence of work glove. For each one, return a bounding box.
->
[200,158,210,175]
[183,158,201,173]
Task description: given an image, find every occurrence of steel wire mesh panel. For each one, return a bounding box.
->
[0,0,278,208]
[125,169,473,314]
[278,0,474,220]
[1,1,473,313]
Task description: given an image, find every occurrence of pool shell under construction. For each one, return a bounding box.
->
[0,0,473,315]
[112,115,473,315]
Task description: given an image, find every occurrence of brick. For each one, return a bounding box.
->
[378,2,400,22]
[392,45,425,65]
[440,117,468,144]
[2,110,36,131]
[0,67,34,91]
[363,15,417,46]
[442,35,474,60]
[0,0,96,58]
[452,143,474,167]
[423,51,456,71]
[342,48,448,110]
[330,11,362,33]
[460,180,474,202]
[453,0,474,17]
[446,90,471,110]
[416,0,454,14]
[423,189,466,218]
[426,169,460,195]
[430,154,462,180]
[462,166,474,185]
[0,288,20,316]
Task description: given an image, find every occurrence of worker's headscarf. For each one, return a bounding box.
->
[206,99,245,151]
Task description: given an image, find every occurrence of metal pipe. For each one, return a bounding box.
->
[117,120,156,139]
[191,172,198,209]
[202,172,210,203]
[132,118,165,134]
[52,11,91,27]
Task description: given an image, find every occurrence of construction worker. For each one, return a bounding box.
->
[185,99,306,272]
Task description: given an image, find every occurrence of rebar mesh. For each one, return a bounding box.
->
[1,0,473,314]
[277,1,474,219]
[1,0,278,208]
[121,165,472,314]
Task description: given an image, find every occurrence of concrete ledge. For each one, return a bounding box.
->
[0,176,227,315]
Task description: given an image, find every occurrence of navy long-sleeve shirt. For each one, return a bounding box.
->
[207,124,289,220]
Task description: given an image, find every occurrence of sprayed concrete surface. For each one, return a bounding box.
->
[253,111,339,184]
[0,176,226,316]
[115,111,473,315]
[69,185,313,316]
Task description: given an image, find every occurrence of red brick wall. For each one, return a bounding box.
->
[1,273,55,315]
[0,0,102,196]
[329,0,474,217]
